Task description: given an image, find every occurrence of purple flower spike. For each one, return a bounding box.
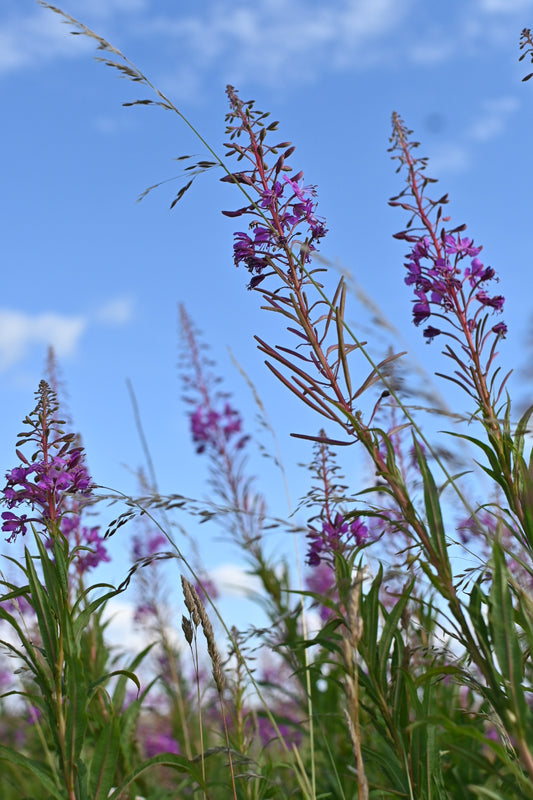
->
[1,380,94,544]
[306,512,368,567]
[190,402,248,455]
[223,86,327,290]
[389,113,508,410]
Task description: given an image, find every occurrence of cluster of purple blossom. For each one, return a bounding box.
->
[60,516,110,575]
[305,562,337,620]
[306,512,368,567]
[404,229,506,342]
[1,449,92,542]
[232,176,327,289]
[457,510,499,545]
[132,530,167,561]
[190,402,248,455]
[0,380,111,574]
[223,85,327,289]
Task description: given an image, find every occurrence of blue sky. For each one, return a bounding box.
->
[2,0,533,631]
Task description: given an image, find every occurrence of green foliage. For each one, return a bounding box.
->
[2,5,533,799]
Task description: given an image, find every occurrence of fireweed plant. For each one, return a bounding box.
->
[0,381,208,800]
[0,3,532,798]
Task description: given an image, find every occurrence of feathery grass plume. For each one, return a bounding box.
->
[181,576,224,694]
[180,575,237,798]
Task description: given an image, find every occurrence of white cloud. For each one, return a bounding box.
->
[427,143,471,175]
[466,95,520,142]
[477,0,533,13]
[418,94,520,178]
[102,597,181,656]
[103,598,154,654]
[0,297,133,372]
[96,296,135,325]
[0,310,87,370]
[409,38,455,66]
[210,562,262,598]
[146,0,412,88]
[0,0,147,77]
[2,0,529,93]
[0,7,92,76]
[71,0,148,16]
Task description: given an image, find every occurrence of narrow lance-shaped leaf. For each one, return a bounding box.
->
[489,543,529,733]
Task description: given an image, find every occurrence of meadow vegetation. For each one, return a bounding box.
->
[1,7,533,798]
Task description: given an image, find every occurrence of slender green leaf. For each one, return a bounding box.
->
[378,581,413,692]
[0,746,63,798]
[107,753,208,798]
[412,438,451,573]
[90,716,121,800]
[24,547,59,667]
[65,653,88,767]
[489,543,528,732]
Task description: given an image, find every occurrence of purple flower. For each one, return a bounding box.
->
[256,714,302,748]
[190,402,248,455]
[144,730,180,758]
[224,86,327,290]
[402,235,506,340]
[476,290,505,311]
[412,290,431,325]
[305,562,336,620]
[194,576,219,602]
[444,234,481,257]
[492,321,507,336]
[1,511,30,539]
[134,602,158,623]
[132,531,167,561]
[2,440,93,542]
[391,118,507,358]
[28,705,42,725]
[306,512,368,566]
[423,325,441,341]
[75,526,110,573]
[457,511,498,544]
[260,181,284,208]
[0,668,11,691]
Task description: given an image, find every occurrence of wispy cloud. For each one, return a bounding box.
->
[4,0,531,91]
[466,95,520,142]
[426,143,472,176]
[477,0,533,14]
[210,563,262,598]
[421,94,520,177]
[0,296,133,371]
[409,38,456,66]
[0,6,91,76]
[0,0,146,77]
[103,597,181,655]
[96,296,135,325]
[0,310,87,370]
[137,0,412,90]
